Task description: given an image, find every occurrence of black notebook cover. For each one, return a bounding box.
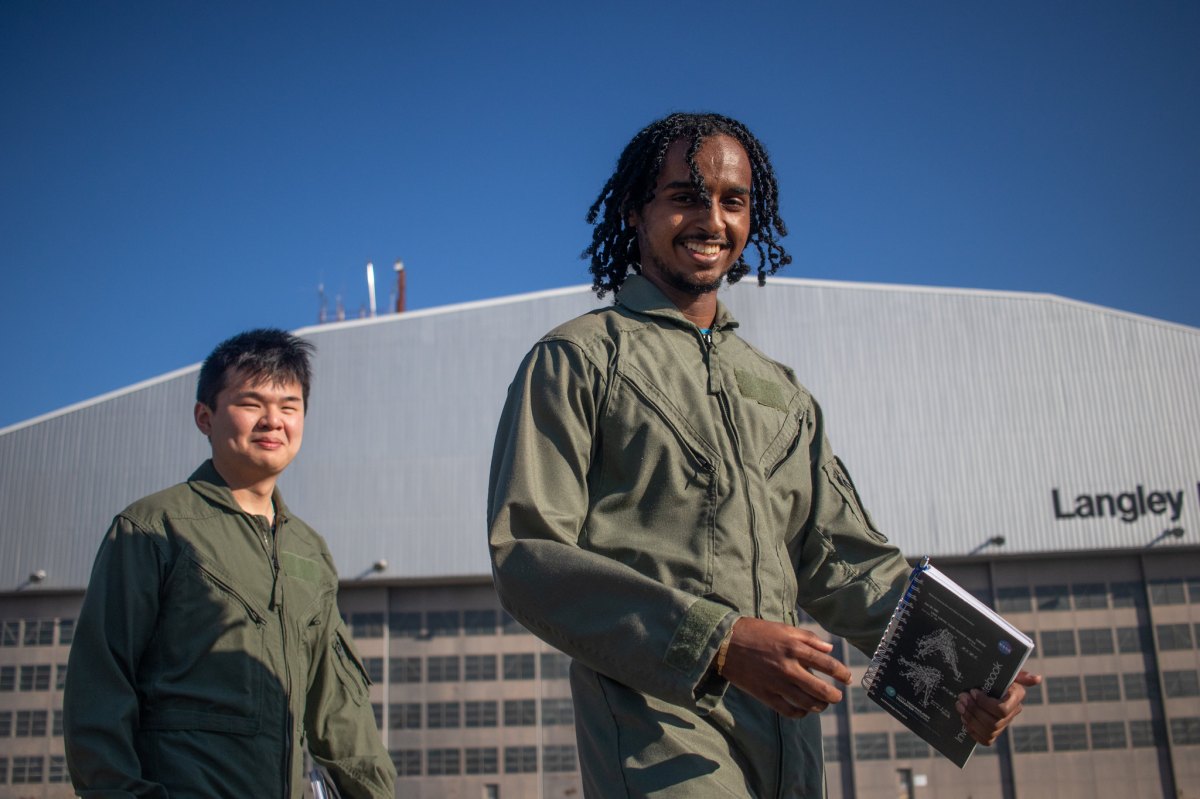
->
[861,558,1034,767]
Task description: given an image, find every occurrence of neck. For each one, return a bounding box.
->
[641,274,719,328]
[211,458,278,520]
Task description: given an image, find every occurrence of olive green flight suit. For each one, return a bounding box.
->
[489,276,911,798]
[64,461,395,799]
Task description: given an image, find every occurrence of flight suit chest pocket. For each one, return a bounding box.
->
[143,555,269,734]
[330,623,371,706]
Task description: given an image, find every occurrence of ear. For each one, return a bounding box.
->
[194,402,213,436]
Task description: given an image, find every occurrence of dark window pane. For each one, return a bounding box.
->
[1084,674,1121,702]
[350,613,384,638]
[1157,623,1194,650]
[1036,585,1070,612]
[1149,579,1187,605]
[996,586,1032,614]
[1117,626,1153,653]
[389,612,422,638]
[1090,721,1127,749]
[854,733,890,760]
[1071,583,1108,609]
[427,611,460,638]
[1164,670,1200,698]
[390,656,421,684]
[1051,723,1088,751]
[1078,628,1114,655]
[1041,630,1077,657]
[463,609,497,636]
[1047,676,1082,704]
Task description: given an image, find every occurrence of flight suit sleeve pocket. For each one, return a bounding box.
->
[821,457,886,542]
[330,623,371,706]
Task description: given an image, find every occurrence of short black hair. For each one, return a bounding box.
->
[196,328,315,412]
[584,112,791,298]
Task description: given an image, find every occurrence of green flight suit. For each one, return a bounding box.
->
[489,276,911,798]
[64,460,395,799]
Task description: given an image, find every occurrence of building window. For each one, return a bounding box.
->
[465,747,499,775]
[427,655,460,683]
[1123,672,1159,701]
[12,755,44,783]
[1022,681,1044,705]
[1078,628,1114,655]
[19,664,51,691]
[48,754,68,782]
[1035,585,1070,612]
[389,656,421,684]
[465,654,497,681]
[1084,674,1121,702]
[1188,577,1200,603]
[23,619,55,646]
[1117,626,1152,653]
[851,686,884,714]
[53,709,63,736]
[56,663,67,691]
[540,652,571,679]
[1,620,20,647]
[1157,623,1194,651]
[350,613,383,639]
[427,748,461,776]
[1046,676,1082,704]
[1040,630,1077,657]
[854,733,889,760]
[427,611,461,638]
[389,612,421,638]
[542,698,575,726]
[996,586,1032,614]
[15,710,47,737]
[543,744,577,772]
[426,702,461,729]
[504,699,536,727]
[362,657,383,684]
[1169,717,1200,745]
[389,749,421,777]
[1012,725,1048,753]
[500,611,527,636]
[1051,723,1088,751]
[464,609,497,636]
[0,710,11,737]
[823,735,847,761]
[0,666,13,691]
[893,732,930,758]
[1071,583,1108,609]
[58,618,75,646]
[1129,719,1164,748]
[389,702,421,730]
[1110,581,1146,608]
[1164,670,1200,698]
[503,653,535,680]
[1149,579,1187,605]
[1090,721,1127,750]
[465,700,498,728]
[505,745,537,773]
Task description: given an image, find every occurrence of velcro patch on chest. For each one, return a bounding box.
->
[734,369,789,412]
[281,551,322,583]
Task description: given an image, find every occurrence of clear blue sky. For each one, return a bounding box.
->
[2,1,1196,429]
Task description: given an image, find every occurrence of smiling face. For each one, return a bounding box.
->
[629,134,752,306]
[194,367,305,489]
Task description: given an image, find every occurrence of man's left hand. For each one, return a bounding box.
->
[957,670,1042,746]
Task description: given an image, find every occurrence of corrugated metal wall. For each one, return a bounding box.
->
[2,280,1197,591]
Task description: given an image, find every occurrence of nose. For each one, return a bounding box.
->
[258,409,284,429]
[697,199,725,238]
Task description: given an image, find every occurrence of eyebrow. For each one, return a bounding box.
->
[233,389,303,404]
[662,180,750,196]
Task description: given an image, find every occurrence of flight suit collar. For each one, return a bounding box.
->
[616,275,740,333]
[187,458,290,524]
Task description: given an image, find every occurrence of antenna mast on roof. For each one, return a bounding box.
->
[366,261,377,317]
[394,259,406,313]
[317,283,328,324]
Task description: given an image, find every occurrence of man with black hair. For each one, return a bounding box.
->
[489,113,1037,796]
[65,329,395,799]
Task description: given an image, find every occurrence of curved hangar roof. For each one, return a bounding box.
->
[2,279,1198,591]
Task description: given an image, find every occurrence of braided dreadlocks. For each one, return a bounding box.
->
[584,112,791,299]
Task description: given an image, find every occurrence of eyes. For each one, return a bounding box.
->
[667,191,747,211]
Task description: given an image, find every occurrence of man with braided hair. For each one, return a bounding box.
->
[488,112,1037,797]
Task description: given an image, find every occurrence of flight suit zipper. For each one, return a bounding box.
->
[702,328,763,617]
[260,512,294,799]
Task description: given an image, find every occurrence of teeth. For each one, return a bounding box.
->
[684,241,721,255]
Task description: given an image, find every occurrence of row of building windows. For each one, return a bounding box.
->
[373,698,575,729]
[0,755,70,785]
[388,745,578,777]
[993,578,1200,614]
[0,619,74,648]
[0,709,64,737]
[851,669,1197,713]
[1034,624,1197,657]
[827,718,1200,761]
[0,664,65,692]
[348,610,527,639]
[358,652,571,684]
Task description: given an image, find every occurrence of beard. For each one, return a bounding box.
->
[644,252,726,296]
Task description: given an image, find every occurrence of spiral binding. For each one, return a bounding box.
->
[861,556,931,692]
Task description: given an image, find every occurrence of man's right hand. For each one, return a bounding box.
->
[718,617,851,718]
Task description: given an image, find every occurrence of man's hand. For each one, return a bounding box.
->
[718,617,850,718]
[957,670,1042,746]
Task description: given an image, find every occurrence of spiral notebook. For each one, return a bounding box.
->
[861,557,1034,767]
